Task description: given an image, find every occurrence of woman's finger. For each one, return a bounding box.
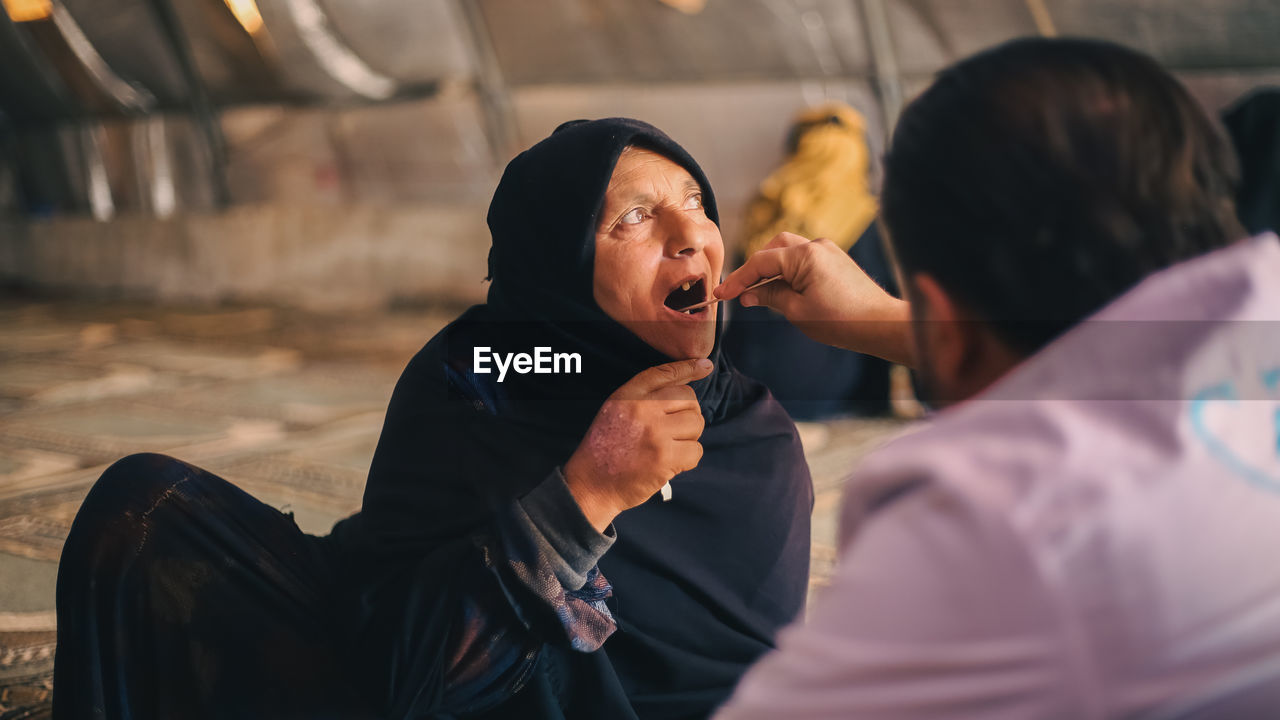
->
[669,439,704,474]
[665,409,705,441]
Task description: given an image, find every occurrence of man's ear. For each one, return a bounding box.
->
[911,272,982,399]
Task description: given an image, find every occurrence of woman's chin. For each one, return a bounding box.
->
[649,326,717,361]
[613,308,718,361]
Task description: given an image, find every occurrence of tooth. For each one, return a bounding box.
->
[682,281,691,291]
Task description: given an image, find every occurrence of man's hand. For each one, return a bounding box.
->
[715,232,915,367]
[563,359,712,532]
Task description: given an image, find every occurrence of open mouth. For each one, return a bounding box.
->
[664,277,708,315]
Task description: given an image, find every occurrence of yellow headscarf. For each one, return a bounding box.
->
[743,102,878,257]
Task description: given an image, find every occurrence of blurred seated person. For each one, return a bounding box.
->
[53,119,813,720]
[723,102,899,420]
[1223,88,1280,236]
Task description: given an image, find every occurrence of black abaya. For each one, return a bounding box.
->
[351,118,813,718]
[53,453,376,718]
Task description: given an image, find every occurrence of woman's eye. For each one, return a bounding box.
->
[685,194,703,210]
[620,208,646,225]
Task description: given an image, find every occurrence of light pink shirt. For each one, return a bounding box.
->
[716,235,1280,720]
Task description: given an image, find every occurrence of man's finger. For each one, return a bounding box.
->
[740,281,795,312]
[622,358,714,397]
[762,231,812,252]
[717,233,817,301]
[715,248,790,300]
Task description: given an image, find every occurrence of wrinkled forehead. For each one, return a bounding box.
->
[611,145,689,172]
[598,147,701,213]
[603,144,706,202]
[611,146,699,183]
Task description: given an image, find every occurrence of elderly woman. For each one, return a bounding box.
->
[53,118,812,719]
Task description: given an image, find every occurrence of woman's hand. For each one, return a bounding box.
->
[563,358,713,532]
[715,232,916,367]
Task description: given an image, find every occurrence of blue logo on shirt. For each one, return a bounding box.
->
[1189,368,1280,494]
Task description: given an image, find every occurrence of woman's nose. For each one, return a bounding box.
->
[664,215,708,258]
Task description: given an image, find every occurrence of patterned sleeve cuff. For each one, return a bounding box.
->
[479,472,618,653]
[514,467,616,590]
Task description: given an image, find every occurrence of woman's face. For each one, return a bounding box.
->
[594,147,724,360]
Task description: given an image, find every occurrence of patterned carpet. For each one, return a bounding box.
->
[0,295,907,714]
[0,626,53,719]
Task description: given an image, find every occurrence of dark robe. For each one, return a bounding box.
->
[53,118,812,720]
[53,453,378,718]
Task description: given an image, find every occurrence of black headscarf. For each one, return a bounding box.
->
[358,118,812,719]
[1223,89,1280,236]
[451,117,740,434]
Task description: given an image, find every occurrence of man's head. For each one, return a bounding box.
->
[593,146,724,360]
[880,37,1245,404]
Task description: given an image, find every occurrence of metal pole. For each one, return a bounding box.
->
[453,0,518,162]
[145,0,231,208]
[1024,0,1058,37]
[859,0,904,139]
